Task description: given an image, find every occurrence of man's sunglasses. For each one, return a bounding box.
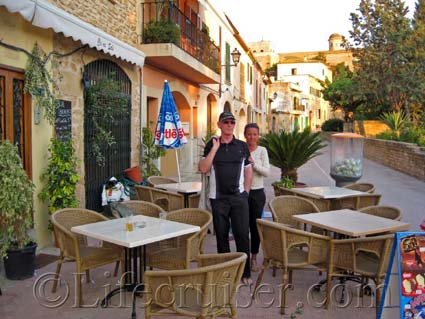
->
[223,120,235,125]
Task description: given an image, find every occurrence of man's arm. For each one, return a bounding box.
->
[199,138,220,173]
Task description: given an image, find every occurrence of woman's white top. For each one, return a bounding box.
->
[250,145,270,190]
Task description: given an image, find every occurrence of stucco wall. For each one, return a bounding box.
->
[354,120,389,137]
[0,7,55,248]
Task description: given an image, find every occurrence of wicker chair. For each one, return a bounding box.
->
[144,252,246,319]
[294,194,331,211]
[359,205,402,221]
[343,182,375,193]
[146,208,212,270]
[110,200,165,219]
[134,185,153,202]
[326,234,394,316]
[272,185,331,211]
[254,219,330,314]
[268,195,321,229]
[331,193,381,210]
[147,175,177,187]
[134,185,200,211]
[51,208,123,306]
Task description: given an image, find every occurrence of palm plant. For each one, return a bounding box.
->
[259,128,326,183]
[379,110,408,139]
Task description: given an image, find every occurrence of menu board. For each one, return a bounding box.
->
[55,100,71,140]
[398,232,425,318]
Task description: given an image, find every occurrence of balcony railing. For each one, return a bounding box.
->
[141,1,220,74]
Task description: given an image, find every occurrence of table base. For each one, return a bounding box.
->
[312,274,371,305]
[100,246,146,319]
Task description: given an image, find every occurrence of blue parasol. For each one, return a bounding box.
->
[154,80,187,183]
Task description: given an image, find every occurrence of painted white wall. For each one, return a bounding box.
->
[277,62,332,82]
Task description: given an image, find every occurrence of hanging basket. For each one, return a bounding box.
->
[123,166,142,184]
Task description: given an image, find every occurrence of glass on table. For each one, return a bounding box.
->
[125,213,134,232]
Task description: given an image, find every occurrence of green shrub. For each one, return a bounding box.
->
[143,20,180,46]
[375,131,397,141]
[321,118,344,132]
[39,138,80,230]
[376,126,425,147]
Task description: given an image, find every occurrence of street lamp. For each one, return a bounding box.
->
[222,48,241,67]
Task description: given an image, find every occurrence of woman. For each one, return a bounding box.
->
[244,123,270,272]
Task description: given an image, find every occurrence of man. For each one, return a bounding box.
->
[199,111,253,283]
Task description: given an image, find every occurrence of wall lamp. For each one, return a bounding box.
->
[221,48,241,67]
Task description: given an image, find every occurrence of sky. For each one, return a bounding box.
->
[208,0,418,53]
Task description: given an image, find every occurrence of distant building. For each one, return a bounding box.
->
[277,33,353,70]
[250,33,354,133]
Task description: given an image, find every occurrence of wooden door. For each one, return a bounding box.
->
[0,68,32,177]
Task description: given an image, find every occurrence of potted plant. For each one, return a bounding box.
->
[0,140,36,280]
[259,128,326,195]
[38,137,80,232]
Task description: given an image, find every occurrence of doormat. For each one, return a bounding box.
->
[35,254,58,269]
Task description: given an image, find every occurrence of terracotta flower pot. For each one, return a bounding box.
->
[124,166,142,183]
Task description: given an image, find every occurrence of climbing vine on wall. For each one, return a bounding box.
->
[24,43,60,125]
[0,40,87,125]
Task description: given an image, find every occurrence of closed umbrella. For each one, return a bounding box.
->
[154,80,187,183]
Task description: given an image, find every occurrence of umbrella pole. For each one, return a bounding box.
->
[175,148,181,183]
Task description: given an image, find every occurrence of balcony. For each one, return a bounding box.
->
[292,104,305,113]
[140,1,220,84]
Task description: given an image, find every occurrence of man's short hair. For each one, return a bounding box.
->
[219,111,235,122]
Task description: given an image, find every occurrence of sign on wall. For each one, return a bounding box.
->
[55,100,72,140]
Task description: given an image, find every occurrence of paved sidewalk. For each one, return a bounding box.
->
[1,144,424,318]
[289,144,424,231]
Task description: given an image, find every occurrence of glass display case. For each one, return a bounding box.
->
[330,133,364,186]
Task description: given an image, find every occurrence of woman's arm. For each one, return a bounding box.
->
[253,147,270,177]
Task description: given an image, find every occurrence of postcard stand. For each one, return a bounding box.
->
[379,232,425,319]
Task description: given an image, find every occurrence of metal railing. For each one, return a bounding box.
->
[141,1,220,74]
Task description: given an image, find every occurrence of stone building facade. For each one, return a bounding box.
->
[0,0,145,247]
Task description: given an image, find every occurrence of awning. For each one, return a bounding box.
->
[0,0,145,67]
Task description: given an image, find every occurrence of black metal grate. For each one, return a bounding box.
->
[141,1,220,73]
[83,59,132,212]
[13,79,23,158]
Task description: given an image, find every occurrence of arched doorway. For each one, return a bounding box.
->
[223,101,231,113]
[247,105,252,123]
[238,108,246,139]
[207,93,217,134]
[83,59,132,211]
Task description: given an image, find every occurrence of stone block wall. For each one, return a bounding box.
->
[364,139,425,181]
[52,0,138,46]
